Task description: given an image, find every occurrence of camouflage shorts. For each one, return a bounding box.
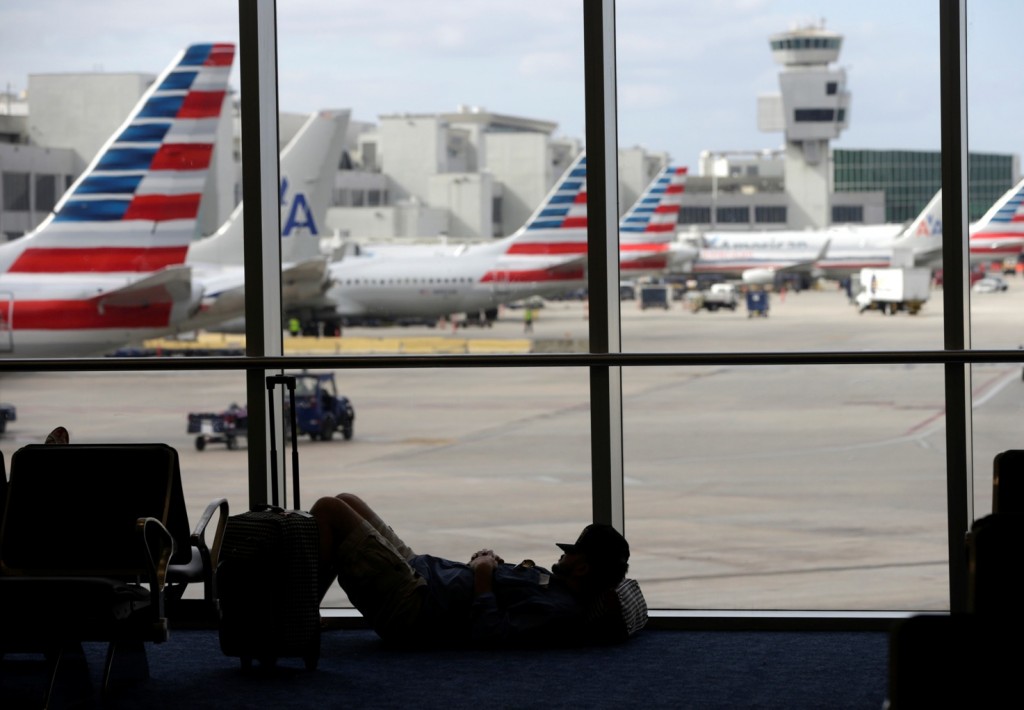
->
[335,520,427,640]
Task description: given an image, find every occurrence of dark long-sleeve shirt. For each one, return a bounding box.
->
[407,554,588,647]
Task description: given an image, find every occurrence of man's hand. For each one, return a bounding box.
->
[469,549,504,565]
[469,551,500,595]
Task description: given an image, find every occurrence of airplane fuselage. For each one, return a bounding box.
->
[325,251,584,318]
[693,225,904,278]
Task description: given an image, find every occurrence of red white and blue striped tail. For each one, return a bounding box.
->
[619,165,687,273]
[8,43,235,275]
[620,165,686,240]
[503,152,588,256]
[969,178,1024,257]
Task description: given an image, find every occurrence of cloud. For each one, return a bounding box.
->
[3,0,1022,168]
[518,51,580,80]
[619,83,675,111]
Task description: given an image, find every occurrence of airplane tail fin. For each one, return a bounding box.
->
[500,152,588,256]
[279,110,351,263]
[894,190,943,245]
[888,190,943,268]
[619,164,687,273]
[969,178,1024,256]
[187,110,351,266]
[620,165,687,241]
[6,43,235,275]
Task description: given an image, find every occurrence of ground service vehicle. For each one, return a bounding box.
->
[688,283,739,312]
[973,276,1009,293]
[638,284,671,310]
[856,267,931,315]
[188,403,248,451]
[746,290,769,318]
[287,371,355,441]
[0,403,15,434]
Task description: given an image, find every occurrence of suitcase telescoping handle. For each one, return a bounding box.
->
[266,375,301,509]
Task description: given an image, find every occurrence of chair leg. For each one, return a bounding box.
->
[101,640,150,693]
[44,642,95,709]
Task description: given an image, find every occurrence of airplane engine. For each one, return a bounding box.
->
[741,268,777,285]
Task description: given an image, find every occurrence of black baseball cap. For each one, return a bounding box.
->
[556,523,630,570]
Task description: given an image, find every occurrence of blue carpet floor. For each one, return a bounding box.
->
[1,628,889,709]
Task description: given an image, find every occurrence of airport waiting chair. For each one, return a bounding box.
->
[14,442,228,622]
[0,443,177,704]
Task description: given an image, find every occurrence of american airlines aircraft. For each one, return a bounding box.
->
[619,165,694,275]
[688,190,945,285]
[301,156,702,324]
[967,177,1024,258]
[315,154,590,321]
[348,162,695,277]
[0,43,234,357]
[689,178,1024,286]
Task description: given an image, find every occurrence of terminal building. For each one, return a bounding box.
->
[0,24,1018,244]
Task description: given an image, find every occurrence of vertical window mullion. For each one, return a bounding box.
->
[939,0,973,613]
[238,0,285,509]
[582,0,624,532]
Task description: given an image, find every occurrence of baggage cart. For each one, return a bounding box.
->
[746,290,769,318]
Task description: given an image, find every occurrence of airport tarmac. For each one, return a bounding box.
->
[2,282,1023,611]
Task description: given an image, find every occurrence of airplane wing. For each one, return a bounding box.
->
[96,266,195,311]
[740,239,830,285]
[283,257,330,302]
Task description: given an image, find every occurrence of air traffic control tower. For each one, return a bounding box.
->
[758,25,850,229]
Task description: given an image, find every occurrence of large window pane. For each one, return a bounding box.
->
[968,3,1024,518]
[0,370,247,535]
[2,5,243,360]
[623,363,949,610]
[617,1,944,353]
[295,367,593,609]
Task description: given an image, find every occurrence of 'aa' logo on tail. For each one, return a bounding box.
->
[280,178,318,237]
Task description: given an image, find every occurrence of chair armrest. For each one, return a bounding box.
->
[137,516,174,592]
[190,497,229,573]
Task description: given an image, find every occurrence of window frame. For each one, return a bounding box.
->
[0,0,987,623]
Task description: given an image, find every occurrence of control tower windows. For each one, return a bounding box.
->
[826,81,838,95]
[795,108,845,122]
[769,36,842,51]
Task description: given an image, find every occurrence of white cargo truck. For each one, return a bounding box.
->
[685,282,739,313]
[855,267,931,315]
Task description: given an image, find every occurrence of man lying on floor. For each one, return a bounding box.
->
[311,493,640,648]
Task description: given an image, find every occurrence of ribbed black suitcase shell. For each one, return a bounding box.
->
[218,508,320,669]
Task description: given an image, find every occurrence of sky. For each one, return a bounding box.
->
[2,0,1020,170]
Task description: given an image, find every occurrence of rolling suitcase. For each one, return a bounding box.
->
[218,375,321,670]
